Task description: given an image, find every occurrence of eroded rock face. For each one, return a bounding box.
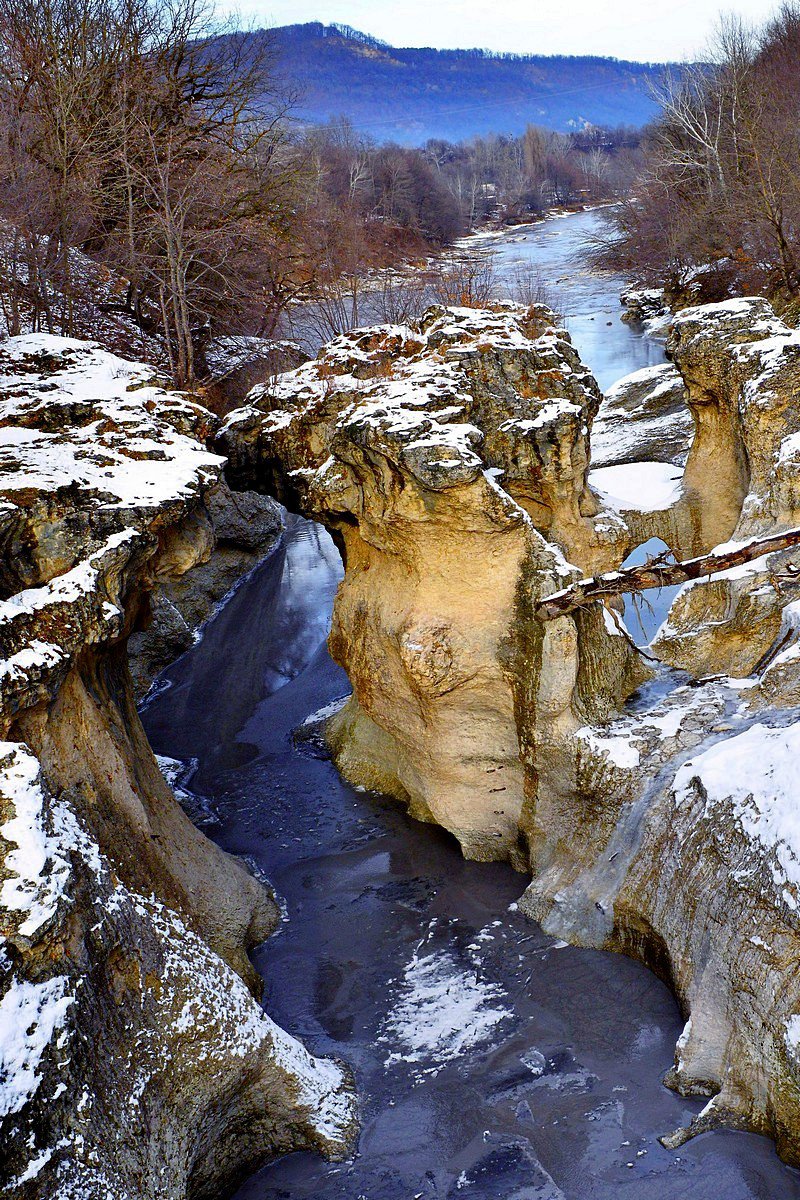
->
[654,298,800,676]
[219,297,800,1167]
[0,336,355,1198]
[11,295,800,1181]
[524,667,800,1164]
[519,297,800,1162]
[219,304,645,862]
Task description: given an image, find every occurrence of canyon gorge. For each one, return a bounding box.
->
[4,213,800,1199]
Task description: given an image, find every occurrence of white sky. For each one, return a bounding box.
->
[232,0,781,61]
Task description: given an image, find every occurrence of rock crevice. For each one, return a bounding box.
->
[220,297,800,1166]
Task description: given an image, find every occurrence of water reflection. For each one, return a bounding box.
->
[141,512,800,1200]
[141,515,345,785]
[620,538,680,646]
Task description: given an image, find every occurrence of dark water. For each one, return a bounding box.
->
[140,212,800,1200]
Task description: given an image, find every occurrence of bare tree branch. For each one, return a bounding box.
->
[536,527,800,621]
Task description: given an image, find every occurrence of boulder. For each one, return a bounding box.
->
[592,362,693,468]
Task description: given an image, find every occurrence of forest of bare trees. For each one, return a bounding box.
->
[0,0,304,386]
[594,2,800,310]
[0,0,638,390]
[422,124,641,225]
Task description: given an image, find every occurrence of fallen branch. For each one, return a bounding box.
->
[536,527,800,621]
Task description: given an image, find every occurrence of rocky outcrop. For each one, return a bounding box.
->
[654,297,800,675]
[219,304,646,863]
[218,296,800,1167]
[10,293,800,1180]
[523,297,800,1163]
[620,287,671,337]
[0,336,356,1198]
[127,481,282,696]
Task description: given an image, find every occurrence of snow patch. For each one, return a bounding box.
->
[589,462,684,513]
[0,743,70,938]
[673,722,800,898]
[380,940,511,1078]
[576,726,640,769]
[0,976,73,1118]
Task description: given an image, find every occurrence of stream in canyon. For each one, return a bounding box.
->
[141,211,800,1199]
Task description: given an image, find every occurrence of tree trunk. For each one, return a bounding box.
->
[536,527,800,621]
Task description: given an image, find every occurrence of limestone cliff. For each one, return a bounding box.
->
[523,297,800,1163]
[219,298,800,1167]
[0,335,356,1198]
[218,304,646,862]
[653,298,800,675]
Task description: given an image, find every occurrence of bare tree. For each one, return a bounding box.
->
[594,5,800,300]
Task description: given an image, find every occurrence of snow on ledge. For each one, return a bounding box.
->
[589,461,684,513]
[0,742,70,939]
[673,722,800,905]
[576,726,641,769]
[0,333,223,513]
[0,976,73,1119]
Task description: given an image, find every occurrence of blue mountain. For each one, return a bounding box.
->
[269,22,673,144]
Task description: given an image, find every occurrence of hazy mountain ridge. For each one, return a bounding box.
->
[270,22,675,143]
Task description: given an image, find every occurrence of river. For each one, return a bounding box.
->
[140,210,800,1200]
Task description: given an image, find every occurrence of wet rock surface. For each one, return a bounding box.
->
[128,481,283,696]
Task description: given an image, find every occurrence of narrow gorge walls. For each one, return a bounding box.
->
[220,297,800,1167]
[0,337,356,1199]
[8,296,800,1190]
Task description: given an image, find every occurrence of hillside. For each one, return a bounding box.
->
[269,22,672,144]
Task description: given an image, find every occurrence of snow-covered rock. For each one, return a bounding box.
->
[0,335,355,1198]
[592,362,693,469]
[653,297,800,677]
[620,287,671,337]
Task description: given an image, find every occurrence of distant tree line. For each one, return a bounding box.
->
[295,23,669,70]
[275,117,640,348]
[594,2,800,308]
[421,123,641,224]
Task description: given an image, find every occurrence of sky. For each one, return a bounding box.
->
[235,0,782,61]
